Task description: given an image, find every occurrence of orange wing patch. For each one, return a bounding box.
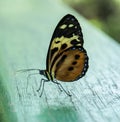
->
[51,47,88,82]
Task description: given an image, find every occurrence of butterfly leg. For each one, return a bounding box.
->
[52,80,72,97]
[58,83,72,97]
[26,73,40,93]
[36,79,49,97]
[57,84,63,92]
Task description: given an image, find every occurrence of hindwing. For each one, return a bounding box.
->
[51,46,88,82]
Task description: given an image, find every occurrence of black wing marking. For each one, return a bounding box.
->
[51,14,83,40]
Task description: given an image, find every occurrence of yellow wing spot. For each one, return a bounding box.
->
[51,35,80,50]
[60,24,67,29]
[76,43,82,46]
[68,24,74,28]
[75,26,77,29]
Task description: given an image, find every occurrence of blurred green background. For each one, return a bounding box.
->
[63,0,120,43]
[0,1,120,122]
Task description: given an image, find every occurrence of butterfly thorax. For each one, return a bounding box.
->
[39,70,54,81]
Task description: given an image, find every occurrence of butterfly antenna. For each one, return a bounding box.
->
[14,69,41,76]
[16,69,40,73]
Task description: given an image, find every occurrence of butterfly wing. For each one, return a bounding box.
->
[52,46,88,82]
[47,14,84,71]
[46,14,88,81]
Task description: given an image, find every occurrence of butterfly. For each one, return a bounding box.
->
[18,14,89,97]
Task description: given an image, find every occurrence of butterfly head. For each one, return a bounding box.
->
[39,70,54,81]
[39,70,46,76]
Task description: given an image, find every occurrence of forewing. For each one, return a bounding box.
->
[46,14,84,72]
